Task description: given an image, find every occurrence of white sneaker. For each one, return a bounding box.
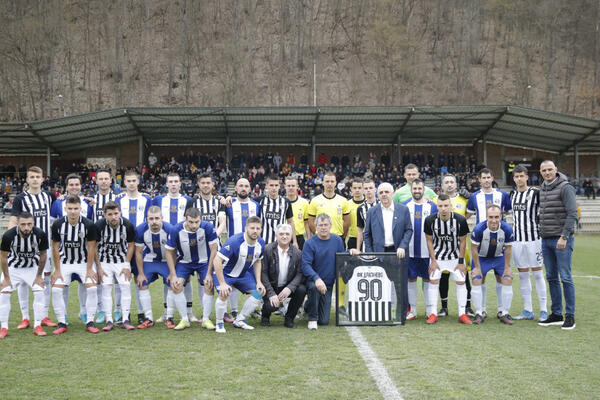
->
[156,312,167,323]
[188,313,199,323]
[233,320,254,330]
[215,321,226,333]
[308,321,318,331]
[406,311,417,321]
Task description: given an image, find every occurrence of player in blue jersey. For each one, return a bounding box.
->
[212,216,266,333]
[165,208,219,330]
[470,204,515,325]
[403,179,437,320]
[134,206,176,329]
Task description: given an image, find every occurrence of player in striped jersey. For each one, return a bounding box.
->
[213,216,266,333]
[470,204,515,325]
[257,175,295,246]
[284,175,310,249]
[510,165,547,321]
[423,194,471,325]
[0,212,49,338]
[404,179,437,320]
[355,178,379,252]
[50,196,99,334]
[95,201,136,331]
[135,206,175,329]
[9,166,57,329]
[466,168,511,318]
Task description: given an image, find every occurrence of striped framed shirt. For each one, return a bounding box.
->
[423,212,470,261]
[51,216,97,264]
[510,187,540,242]
[95,217,135,264]
[1,226,48,269]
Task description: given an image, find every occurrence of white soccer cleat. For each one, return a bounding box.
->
[156,312,167,323]
[215,322,226,333]
[188,313,199,323]
[406,311,417,321]
[232,320,254,330]
[307,321,318,331]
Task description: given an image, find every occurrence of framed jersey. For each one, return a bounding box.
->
[336,253,408,326]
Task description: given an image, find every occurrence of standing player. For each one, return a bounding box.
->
[165,208,219,330]
[404,179,437,320]
[423,194,471,325]
[284,175,310,250]
[0,212,49,338]
[355,178,379,252]
[212,216,266,333]
[9,166,56,329]
[393,164,437,204]
[346,178,364,251]
[50,196,99,334]
[466,168,511,318]
[257,175,296,246]
[95,201,136,331]
[510,165,548,321]
[470,204,515,325]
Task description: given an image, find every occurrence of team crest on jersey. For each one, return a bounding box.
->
[190,239,197,247]
[297,212,303,219]
[450,225,456,233]
[337,205,342,215]
[490,238,497,246]
[170,205,178,213]
[242,209,249,217]
[415,211,422,219]
[245,254,254,262]
[130,206,137,214]
[486,199,492,206]
[153,240,160,248]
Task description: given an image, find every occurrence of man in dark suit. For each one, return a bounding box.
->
[260,223,306,328]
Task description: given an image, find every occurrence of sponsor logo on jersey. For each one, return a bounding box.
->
[265,211,281,220]
[32,210,47,218]
[513,203,527,211]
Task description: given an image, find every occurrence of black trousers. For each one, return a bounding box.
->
[262,283,307,322]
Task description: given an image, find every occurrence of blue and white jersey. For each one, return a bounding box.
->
[471,220,514,259]
[166,221,219,265]
[404,200,437,258]
[225,198,261,237]
[153,194,191,225]
[135,221,174,262]
[50,196,93,220]
[217,233,265,278]
[466,189,511,224]
[117,194,152,228]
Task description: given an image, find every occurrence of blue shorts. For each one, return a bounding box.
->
[213,271,256,294]
[71,273,82,283]
[176,262,208,281]
[473,256,506,278]
[408,257,429,280]
[140,261,170,287]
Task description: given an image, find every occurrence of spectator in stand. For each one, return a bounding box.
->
[317,152,328,166]
[583,177,595,199]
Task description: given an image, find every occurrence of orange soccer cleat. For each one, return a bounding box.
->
[33,326,47,336]
[17,319,30,329]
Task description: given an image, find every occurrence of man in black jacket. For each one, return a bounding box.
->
[260,224,305,328]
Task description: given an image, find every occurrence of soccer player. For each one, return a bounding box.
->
[393,163,437,204]
[135,206,175,329]
[284,175,310,249]
[9,166,56,329]
[404,179,437,320]
[50,195,99,334]
[346,177,364,251]
[355,178,379,252]
[212,216,266,333]
[0,212,49,338]
[95,201,136,331]
[257,175,296,246]
[307,171,350,239]
[423,194,471,325]
[466,168,511,318]
[470,204,515,325]
[510,165,548,321]
[165,207,219,330]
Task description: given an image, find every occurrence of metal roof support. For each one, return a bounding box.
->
[46,147,51,176]
[139,136,144,166]
[483,135,488,166]
[393,108,413,166]
[474,106,509,147]
[125,109,150,150]
[25,124,59,154]
[223,108,231,162]
[561,121,600,154]
[574,145,579,180]
[311,109,320,164]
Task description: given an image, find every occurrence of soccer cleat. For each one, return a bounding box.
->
[426,314,438,324]
[496,311,503,320]
[79,313,87,323]
[233,320,254,330]
[113,311,122,324]
[165,318,175,329]
[86,322,99,333]
[538,313,564,327]
[538,311,548,322]
[137,313,146,324]
[438,308,448,317]
[466,306,475,318]
[261,317,271,327]
[223,313,234,323]
[33,326,47,336]
[513,310,535,320]
[473,314,485,324]
[201,319,216,330]
[406,311,417,321]
[284,319,297,329]
[96,311,106,324]
[561,315,576,330]
[17,319,30,330]
[41,317,57,327]
[231,311,238,319]
[458,314,472,325]
[500,314,514,325]
[156,312,167,323]
[53,323,68,335]
[307,321,318,331]
[122,320,135,330]
[137,319,155,329]
[481,311,488,320]
[102,322,114,332]
[187,313,199,323]
[215,322,226,333]
[174,320,191,331]
[0,328,8,338]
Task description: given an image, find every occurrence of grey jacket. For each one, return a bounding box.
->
[539,172,577,238]
[260,242,304,298]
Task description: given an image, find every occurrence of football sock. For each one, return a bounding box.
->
[33,290,45,328]
[52,287,66,324]
[139,289,153,321]
[0,293,11,329]
[471,285,483,315]
[502,284,513,316]
[119,283,132,322]
[102,284,114,323]
[423,282,431,316]
[17,283,29,320]
[481,283,487,312]
[439,273,449,309]
[427,282,439,316]
[215,297,227,323]
[532,269,548,312]
[78,283,87,315]
[166,290,176,318]
[407,281,417,314]
[184,282,193,314]
[519,271,533,312]
[229,289,239,312]
[465,271,472,306]
[202,293,214,321]
[496,282,502,312]
[163,283,169,311]
[63,285,69,312]
[85,286,98,323]
[114,284,122,313]
[456,284,467,316]
[96,284,103,311]
[173,291,189,321]
[133,284,141,316]
[197,282,205,301]
[237,296,262,322]
[43,274,51,319]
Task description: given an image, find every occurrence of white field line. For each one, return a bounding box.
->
[345,326,403,400]
[572,275,600,279]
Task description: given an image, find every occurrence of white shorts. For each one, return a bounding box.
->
[1,267,44,293]
[100,262,131,285]
[512,240,543,269]
[43,252,53,274]
[430,259,465,282]
[54,263,95,285]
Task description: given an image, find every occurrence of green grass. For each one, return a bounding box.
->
[1,235,598,399]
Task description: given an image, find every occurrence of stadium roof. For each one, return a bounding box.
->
[1,105,599,154]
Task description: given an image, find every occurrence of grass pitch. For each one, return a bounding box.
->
[1,236,598,399]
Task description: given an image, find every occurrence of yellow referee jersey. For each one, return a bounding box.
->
[347,198,365,238]
[289,196,309,236]
[307,193,350,236]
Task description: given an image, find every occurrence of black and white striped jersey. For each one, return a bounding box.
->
[357,200,380,229]
[186,195,225,230]
[1,226,48,269]
[423,212,470,261]
[257,196,293,244]
[92,191,117,222]
[95,217,135,263]
[510,187,540,242]
[51,216,97,264]
[11,190,55,236]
